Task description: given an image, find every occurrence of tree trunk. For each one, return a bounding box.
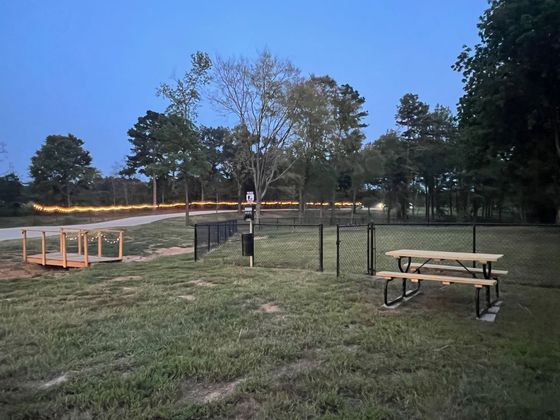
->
[330,189,336,224]
[425,185,429,222]
[184,178,190,226]
[66,185,71,207]
[123,181,129,205]
[111,178,116,205]
[236,181,242,214]
[298,187,304,222]
[200,181,205,201]
[152,176,157,208]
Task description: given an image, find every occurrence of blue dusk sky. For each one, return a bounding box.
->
[0,0,487,180]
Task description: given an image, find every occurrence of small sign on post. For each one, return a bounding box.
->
[245,191,255,267]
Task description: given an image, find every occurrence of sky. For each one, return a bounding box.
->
[0,0,488,180]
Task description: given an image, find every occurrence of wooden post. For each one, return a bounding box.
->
[118,231,123,259]
[97,231,102,257]
[78,230,82,255]
[83,232,89,267]
[41,231,46,266]
[59,229,64,254]
[22,230,27,262]
[62,232,67,268]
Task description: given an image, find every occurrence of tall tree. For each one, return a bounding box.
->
[329,83,368,219]
[29,134,96,206]
[223,125,251,213]
[211,50,301,221]
[124,111,171,207]
[157,51,212,121]
[155,114,207,224]
[454,0,560,223]
[288,75,337,217]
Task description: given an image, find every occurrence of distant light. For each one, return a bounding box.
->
[376,202,385,209]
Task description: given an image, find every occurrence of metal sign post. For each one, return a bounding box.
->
[246,191,255,267]
[249,219,253,267]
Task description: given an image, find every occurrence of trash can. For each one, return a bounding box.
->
[241,233,254,256]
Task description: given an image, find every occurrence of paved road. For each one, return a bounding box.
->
[0,210,237,241]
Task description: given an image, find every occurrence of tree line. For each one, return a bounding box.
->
[4,0,558,223]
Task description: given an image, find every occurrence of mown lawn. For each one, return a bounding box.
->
[1,218,559,418]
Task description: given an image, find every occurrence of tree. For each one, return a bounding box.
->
[288,75,337,217]
[155,114,208,224]
[223,125,251,213]
[124,111,171,207]
[211,50,301,221]
[371,131,410,222]
[198,126,230,201]
[157,51,212,121]
[30,134,96,206]
[0,173,23,208]
[454,0,560,223]
[329,83,368,220]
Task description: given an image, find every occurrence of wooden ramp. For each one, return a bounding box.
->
[22,228,124,268]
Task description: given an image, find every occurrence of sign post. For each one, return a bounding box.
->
[245,191,255,267]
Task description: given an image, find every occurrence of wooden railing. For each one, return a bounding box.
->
[22,228,124,268]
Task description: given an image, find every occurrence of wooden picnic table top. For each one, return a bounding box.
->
[385,249,503,263]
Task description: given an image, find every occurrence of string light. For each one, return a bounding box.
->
[32,200,361,214]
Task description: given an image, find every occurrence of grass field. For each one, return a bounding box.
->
[1,217,560,418]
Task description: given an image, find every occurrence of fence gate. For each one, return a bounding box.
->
[336,223,375,276]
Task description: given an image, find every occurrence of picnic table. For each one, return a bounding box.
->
[376,249,507,318]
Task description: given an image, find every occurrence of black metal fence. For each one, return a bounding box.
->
[194,219,238,261]
[366,223,560,287]
[336,224,375,276]
[193,218,560,288]
[196,222,324,271]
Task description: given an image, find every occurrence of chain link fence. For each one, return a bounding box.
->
[372,223,560,287]
[196,222,324,271]
[336,224,374,276]
[193,218,560,287]
[194,219,238,261]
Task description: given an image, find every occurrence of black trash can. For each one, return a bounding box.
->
[241,233,254,257]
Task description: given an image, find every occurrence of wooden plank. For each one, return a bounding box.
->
[41,232,46,266]
[22,230,27,261]
[83,232,89,266]
[409,263,508,275]
[375,271,497,287]
[97,232,102,257]
[118,231,123,259]
[385,249,503,263]
[62,233,67,268]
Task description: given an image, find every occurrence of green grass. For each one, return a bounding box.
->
[1,218,560,418]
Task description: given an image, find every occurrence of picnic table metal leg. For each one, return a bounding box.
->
[398,256,420,299]
[384,278,404,307]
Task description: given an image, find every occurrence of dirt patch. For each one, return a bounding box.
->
[178,294,195,301]
[258,303,282,313]
[38,373,69,390]
[109,275,142,282]
[152,247,193,257]
[189,280,217,287]
[179,378,245,404]
[124,247,193,263]
[0,261,48,281]
[122,287,137,293]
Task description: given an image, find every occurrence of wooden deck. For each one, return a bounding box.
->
[26,252,122,268]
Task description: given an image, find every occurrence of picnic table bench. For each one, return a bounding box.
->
[376,249,506,318]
